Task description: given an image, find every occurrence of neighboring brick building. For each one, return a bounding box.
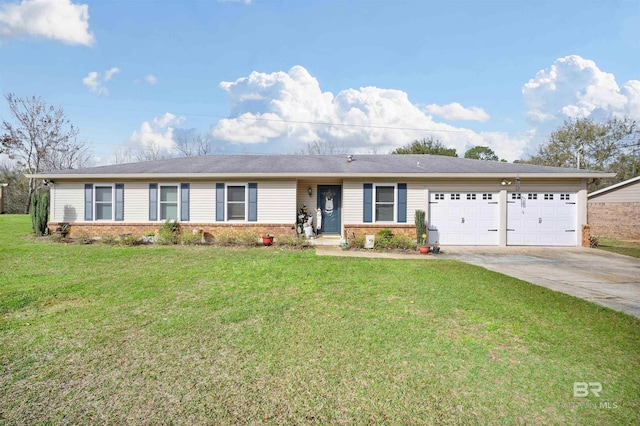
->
[588,176,640,240]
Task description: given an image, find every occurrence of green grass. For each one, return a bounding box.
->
[598,237,640,258]
[1,215,639,425]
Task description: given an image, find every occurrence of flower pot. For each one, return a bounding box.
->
[419,245,430,254]
[262,236,274,246]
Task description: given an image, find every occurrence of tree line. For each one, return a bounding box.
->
[2,93,639,213]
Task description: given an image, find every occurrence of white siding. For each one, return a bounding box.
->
[190,182,215,223]
[343,180,428,225]
[52,182,84,222]
[343,180,363,224]
[257,180,297,223]
[124,182,150,222]
[407,183,428,224]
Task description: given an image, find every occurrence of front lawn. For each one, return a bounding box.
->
[1,215,639,424]
[598,237,640,258]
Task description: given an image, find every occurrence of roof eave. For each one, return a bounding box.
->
[28,172,616,180]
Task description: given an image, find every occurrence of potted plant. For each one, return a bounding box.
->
[262,234,274,246]
[415,210,429,254]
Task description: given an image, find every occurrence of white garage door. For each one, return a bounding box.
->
[507,192,577,246]
[428,192,499,245]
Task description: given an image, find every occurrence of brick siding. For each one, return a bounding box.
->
[48,222,297,239]
[587,202,640,240]
[344,224,416,240]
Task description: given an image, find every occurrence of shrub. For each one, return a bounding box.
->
[214,233,238,246]
[350,234,366,249]
[238,231,260,247]
[157,220,181,245]
[415,210,427,245]
[590,236,599,248]
[100,234,118,245]
[118,235,142,246]
[389,235,416,250]
[375,228,393,250]
[274,235,311,248]
[75,231,94,245]
[30,189,49,236]
[180,233,202,246]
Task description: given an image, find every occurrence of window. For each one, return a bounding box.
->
[511,193,521,200]
[450,193,460,200]
[160,185,178,220]
[528,193,538,200]
[544,193,554,200]
[95,186,113,220]
[435,193,444,200]
[560,193,570,200]
[466,193,476,200]
[375,185,394,221]
[482,193,493,200]
[227,185,246,220]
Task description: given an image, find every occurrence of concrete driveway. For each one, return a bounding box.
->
[444,247,640,319]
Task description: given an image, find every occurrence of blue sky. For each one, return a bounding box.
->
[1,0,638,164]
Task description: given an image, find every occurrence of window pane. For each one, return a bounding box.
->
[95,187,112,203]
[161,203,178,221]
[160,186,178,202]
[376,204,393,221]
[228,202,245,220]
[228,186,245,202]
[376,186,394,203]
[96,203,112,220]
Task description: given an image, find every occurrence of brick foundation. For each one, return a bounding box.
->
[587,202,640,240]
[581,224,591,247]
[344,224,416,239]
[48,222,297,239]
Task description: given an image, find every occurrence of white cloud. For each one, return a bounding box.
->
[129,112,186,151]
[211,66,527,160]
[145,74,158,85]
[522,55,640,124]
[82,67,119,95]
[423,102,490,122]
[0,0,94,46]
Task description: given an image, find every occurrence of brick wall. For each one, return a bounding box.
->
[587,202,640,240]
[344,224,416,240]
[48,222,297,239]
[581,224,591,247]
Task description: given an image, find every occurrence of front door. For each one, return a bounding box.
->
[317,185,341,235]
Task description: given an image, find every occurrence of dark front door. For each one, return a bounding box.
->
[317,185,341,235]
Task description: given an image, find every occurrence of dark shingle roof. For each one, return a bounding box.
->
[37,154,611,177]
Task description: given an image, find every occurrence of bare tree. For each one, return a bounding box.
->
[296,140,348,155]
[175,133,212,157]
[0,160,29,214]
[133,142,170,162]
[1,94,86,212]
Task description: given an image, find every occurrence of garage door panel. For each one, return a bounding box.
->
[507,192,576,246]
[428,192,498,245]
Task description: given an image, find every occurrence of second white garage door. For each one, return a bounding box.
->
[507,192,577,246]
[428,192,499,245]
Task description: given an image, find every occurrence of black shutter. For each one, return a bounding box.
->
[180,183,190,221]
[216,183,224,221]
[149,183,158,221]
[84,184,93,221]
[397,183,407,223]
[248,183,257,222]
[115,183,124,221]
[363,183,372,223]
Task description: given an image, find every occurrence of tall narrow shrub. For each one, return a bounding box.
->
[415,209,426,245]
[30,189,49,236]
